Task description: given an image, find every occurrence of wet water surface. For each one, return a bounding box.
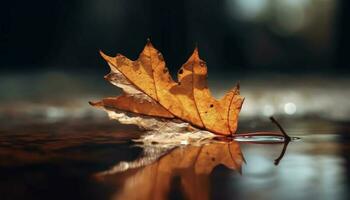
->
[1,72,350,199]
[1,118,349,200]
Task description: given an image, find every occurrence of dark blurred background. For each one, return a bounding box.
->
[1,0,349,73]
[0,0,350,121]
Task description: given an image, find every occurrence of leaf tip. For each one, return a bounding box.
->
[236,81,240,91]
[103,74,111,81]
[99,50,114,62]
[146,38,154,47]
[191,47,200,60]
[89,101,103,107]
[232,83,241,95]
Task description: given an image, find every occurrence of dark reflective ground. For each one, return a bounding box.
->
[1,72,350,199]
[1,117,349,200]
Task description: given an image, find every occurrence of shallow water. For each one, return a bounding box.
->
[1,118,349,200]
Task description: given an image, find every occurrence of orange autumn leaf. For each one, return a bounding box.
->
[90,40,244,135]
[95,141,244,200]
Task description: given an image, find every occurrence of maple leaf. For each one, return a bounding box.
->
[90,40,244,135]
[95,141,244,200]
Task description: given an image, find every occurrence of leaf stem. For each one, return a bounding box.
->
[269,116,291,142]
[274,139,290,165]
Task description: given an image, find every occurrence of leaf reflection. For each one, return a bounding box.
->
[95,141,244,200]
